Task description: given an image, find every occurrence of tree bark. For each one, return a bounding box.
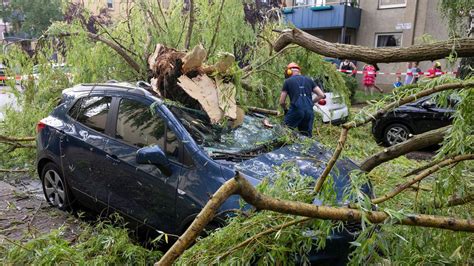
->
[360,126,450,172]
[184,0,195,50]
[157,173,474,265]
[0,135,35,142]
[156,177,240,265]
[207,0,226,57]
[87,32,142,75]
[314,127,348,192]
[273,28,474,64]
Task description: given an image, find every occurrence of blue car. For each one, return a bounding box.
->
[36,82,371,263]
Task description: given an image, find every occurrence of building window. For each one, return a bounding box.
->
[294,0,326,6]
[375,33,402,47]
[107,0,113,9]
[378,0,406,9]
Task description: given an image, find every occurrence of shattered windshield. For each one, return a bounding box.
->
[167,104,285,155]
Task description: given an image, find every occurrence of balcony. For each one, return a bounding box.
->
[282,3,361,30]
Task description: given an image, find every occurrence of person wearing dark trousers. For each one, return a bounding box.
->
[279,62,326,137]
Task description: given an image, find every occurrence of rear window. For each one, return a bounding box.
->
[69,96,112,133]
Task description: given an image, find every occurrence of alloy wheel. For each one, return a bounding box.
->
[386,126,409,146]
[43,169,66,208]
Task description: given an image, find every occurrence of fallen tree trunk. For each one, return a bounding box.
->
[360,126,451,172]
[273,29,474,64]
[157,173,474,265]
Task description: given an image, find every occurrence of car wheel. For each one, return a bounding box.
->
[41,162,74,210]
[383,123,411,146]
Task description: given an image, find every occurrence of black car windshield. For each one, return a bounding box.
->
[167,104,285,154]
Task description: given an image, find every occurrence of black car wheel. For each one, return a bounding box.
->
[41,162,74,210]
[383,123,411,146]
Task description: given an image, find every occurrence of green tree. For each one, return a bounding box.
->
[1,0,63,38]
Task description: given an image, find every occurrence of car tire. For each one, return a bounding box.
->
[383,123,411,146]
[41,162,74,210]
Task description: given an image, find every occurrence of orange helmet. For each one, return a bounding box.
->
[287,62,301,70]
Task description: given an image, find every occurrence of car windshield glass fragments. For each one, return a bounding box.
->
[116,99,179,160]
[73,96,112,133]
[168,105,284,154]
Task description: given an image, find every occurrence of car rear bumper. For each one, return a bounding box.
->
[314,106,349,123]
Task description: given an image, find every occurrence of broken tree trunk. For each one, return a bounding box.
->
[146,44,239,123]
[360,126,451,172]
[156,172,474,265]
[273,29,474,64]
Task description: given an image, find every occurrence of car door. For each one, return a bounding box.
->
[101,96,183,233]
[60,95,114,205]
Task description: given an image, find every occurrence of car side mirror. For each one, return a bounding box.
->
[421,101,435,109]
[136,145,172,176]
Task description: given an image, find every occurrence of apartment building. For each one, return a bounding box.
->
[283,0,456,87]
[74,0,170,20]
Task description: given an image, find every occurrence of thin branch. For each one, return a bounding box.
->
[0,135,35,142]
[372,154,474,204]
[0,168,29,172]
[125,0,136,46]
[184,0,195,50]
[207,0,226,57]
[403,159,443,178]
[86,32,142,75]
[314,128,348,192]
[242,45,297,79]
[156,0,170,31]
[96,21,140,58]
[218,217,312,261]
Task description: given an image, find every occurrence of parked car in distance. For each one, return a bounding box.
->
[37,82,372,264]
[372,95,456,146]
[312,77,349,124]
[313,92,349,124]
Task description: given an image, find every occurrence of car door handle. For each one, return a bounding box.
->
[105,154,121,164]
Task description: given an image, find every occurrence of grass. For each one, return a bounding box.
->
[352,89,387,104]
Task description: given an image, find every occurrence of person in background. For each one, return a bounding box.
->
[279,62,325,137]
[363,64,383,95]
[413,62,421,83]
[404,62,415,85]
[426,61,443,78]
[339,59,357,77]
[393,76,403,88]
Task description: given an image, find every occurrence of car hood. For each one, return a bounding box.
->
[234,141,362,201]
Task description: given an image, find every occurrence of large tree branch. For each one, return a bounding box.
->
[360,126,451,172]
[157,173,474,265]
[87,32,142,75]
[371,154,474,204]
[274,29,474,64]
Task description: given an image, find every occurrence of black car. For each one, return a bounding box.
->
[372,96,455,146]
